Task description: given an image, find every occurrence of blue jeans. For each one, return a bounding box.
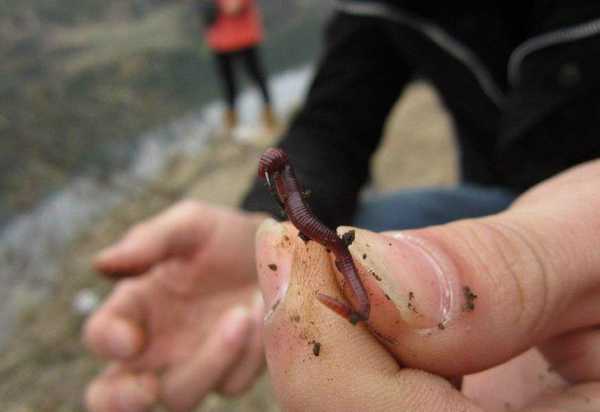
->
[353,185,517,232]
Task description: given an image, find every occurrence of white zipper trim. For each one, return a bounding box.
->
[335,0,506,107]
[508,17,600,87]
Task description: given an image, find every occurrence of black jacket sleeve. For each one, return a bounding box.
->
[241,12,413,227]
[496,1,600,192]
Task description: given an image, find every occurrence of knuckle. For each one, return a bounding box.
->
[166,200,208,233]
[468,219,553,335]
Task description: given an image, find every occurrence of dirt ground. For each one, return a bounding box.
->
[0,82,456,411]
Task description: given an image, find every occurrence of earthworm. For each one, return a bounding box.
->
[258,148,370,323]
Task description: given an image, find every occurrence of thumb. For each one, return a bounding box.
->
[335,167,600,376]
[94,201,211,279]
[255,219,480,412]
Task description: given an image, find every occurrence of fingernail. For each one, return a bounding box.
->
[341,227,460,329]
[222,306,250,342]
[109,319,137,359]
[255,219,291,318]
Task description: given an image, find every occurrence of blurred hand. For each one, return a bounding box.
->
[84,201,268,412]
[255,160,600,411]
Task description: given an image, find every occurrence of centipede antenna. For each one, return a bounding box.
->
[264,171,286,216]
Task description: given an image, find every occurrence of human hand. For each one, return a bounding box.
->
[84,201,267,412]
[255,160,600,411]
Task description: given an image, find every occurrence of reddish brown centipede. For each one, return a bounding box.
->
[258,147,370,323]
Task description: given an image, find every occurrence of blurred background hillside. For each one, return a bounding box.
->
[0,0,329,224]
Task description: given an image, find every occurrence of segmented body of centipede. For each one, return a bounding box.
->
[259,148,370,323]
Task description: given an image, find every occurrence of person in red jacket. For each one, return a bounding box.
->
[201,0,277,133]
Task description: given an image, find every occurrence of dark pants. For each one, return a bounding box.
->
[214,46,271,110]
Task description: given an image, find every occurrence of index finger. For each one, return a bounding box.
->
[94,201,213,279]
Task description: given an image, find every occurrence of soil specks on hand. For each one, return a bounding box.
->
[407,291,418,314]
[341,230,355,247]
[310,340,321,357]
[462,286,477,312]
[370,271,382,281]
[298,232,310,243]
